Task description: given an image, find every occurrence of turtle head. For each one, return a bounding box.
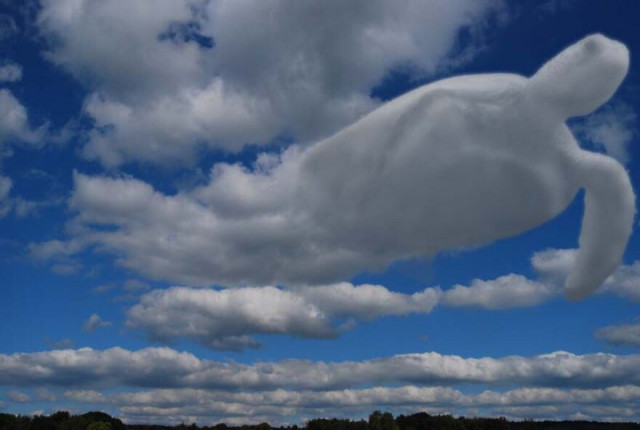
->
[530,34,629,119]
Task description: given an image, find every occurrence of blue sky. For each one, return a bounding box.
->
[1,0,640,425]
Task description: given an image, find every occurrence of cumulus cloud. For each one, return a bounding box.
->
[83,313,112,333]
[532,248,640,302]
[0,89,38,146]
[596,322,640,346]
[35,388,57,402]
[128,286,336,351]
[4,346,640,423]
[441,274,556,309]
[0,62,22,82]
[123,242,640,350]
[60,385,640,425]
[36,0,503,166]
[126,284,440,350]
[3,347,640,391]
[32,35,634,302]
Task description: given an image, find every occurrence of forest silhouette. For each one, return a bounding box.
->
[1,410,639,430]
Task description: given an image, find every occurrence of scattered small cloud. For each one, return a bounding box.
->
[35,388,57,402]
[93,283,117,294]
[127,284,440,350]
[0,62,22,82]
[35,0,504,167]
[572,101,637,165]
[83,314,112,333]
[123,279,151,292]
[6,390,30,403]
[596,321,640,346]
[441,274,557,310]
[51,262,81,276]
[0,14,18,40]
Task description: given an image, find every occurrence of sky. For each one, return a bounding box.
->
[1,0,640,426]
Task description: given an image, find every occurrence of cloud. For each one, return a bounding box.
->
[123,279,151,292]
[0,173,59,219]
[572,101,637,164]
[128,286,336,351]
[126,284,440,350]
[6,390,30,403]
[35,388,57,402]
[2,347,640,423]
[0,89,38,146]
[532,248,640,302]
[596,322,640,346]
[36,0,504,166]
[32,35,634,302]
[122,243,640,350]
[3,347,640,391]
[0,14,18,40]
[0,62,22,82]
[83,313,112,333]
[441,274,557,309]
[61,385,640,425]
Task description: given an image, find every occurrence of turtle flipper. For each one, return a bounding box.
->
[565,151,635,300]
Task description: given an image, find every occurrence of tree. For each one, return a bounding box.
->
[369,411,399,430]
[87,422,112,430]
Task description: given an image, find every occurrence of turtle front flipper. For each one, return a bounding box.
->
[565,151,635,300]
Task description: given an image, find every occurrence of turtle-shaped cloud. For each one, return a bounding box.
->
[291,33,634,300]
[72,34,635,299]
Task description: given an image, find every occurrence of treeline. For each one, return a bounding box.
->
[1,410,639,430]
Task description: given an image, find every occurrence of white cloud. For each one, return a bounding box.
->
[573,101,637,164]
[36,0,504,166]
[2,347,640,391]
[0,89,38,145]
[442,274,557,309]
[532,248,640,302]
[83,313,112,333]
[596,322,640,346]
[6,390,30,403]
[531,248,578,283]
[0,62,22,82]
[4,348,640,424]
[126,284,440,350]
[601,261,640,301]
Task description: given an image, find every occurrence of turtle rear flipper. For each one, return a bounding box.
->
[565,151,635,300]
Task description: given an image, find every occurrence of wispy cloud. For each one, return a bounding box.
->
[83,314,112,333]
[596,321,640,346]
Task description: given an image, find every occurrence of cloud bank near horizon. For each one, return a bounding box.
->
[3,346,640,424]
